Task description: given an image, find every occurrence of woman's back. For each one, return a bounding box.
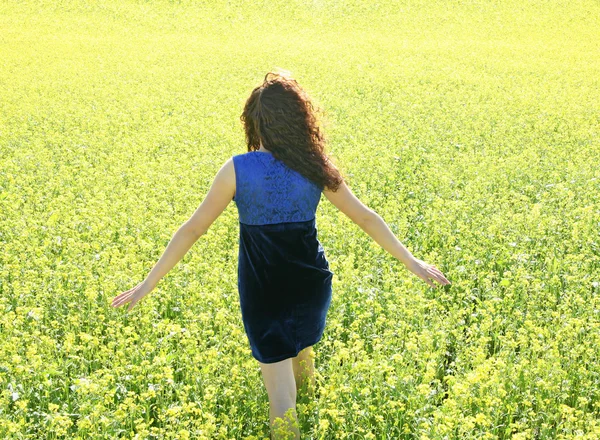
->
[232,149,333,365]
[232,151,323,226]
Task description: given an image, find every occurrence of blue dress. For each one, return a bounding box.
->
[232,151,334,364]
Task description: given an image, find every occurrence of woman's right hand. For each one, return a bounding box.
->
[404,257,451,288]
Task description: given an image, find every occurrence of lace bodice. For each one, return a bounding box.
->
[232,151,323,225]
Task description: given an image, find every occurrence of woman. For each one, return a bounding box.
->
[112,71,451,439]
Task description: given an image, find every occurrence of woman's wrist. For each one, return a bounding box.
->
[143,277,159,290]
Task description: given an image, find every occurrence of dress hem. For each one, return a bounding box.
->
[251,332,323,364]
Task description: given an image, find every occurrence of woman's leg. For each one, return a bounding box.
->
[291,345,316,395]
[259,358,301,439]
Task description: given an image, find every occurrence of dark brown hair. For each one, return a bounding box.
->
[240,71,345,192]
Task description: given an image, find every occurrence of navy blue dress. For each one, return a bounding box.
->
[232,151,334,364]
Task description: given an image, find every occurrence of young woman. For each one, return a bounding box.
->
[111,71,451,439]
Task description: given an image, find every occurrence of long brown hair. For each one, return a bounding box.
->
[240,71,345,192]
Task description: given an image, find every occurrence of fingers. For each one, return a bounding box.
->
[112,290,135,307]
[421,272,437,287]
[429,266,443,277]
[111,292,128,306]
[438,273,451,285]
[112,287,134,303]
[430,271,450,286]
[422,268,451,287]
[428,266,451,285]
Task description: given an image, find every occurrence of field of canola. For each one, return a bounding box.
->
[1,0,599,438]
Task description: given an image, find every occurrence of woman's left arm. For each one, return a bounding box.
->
[111,158,236,311]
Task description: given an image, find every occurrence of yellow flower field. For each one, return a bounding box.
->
[1,0,599,438]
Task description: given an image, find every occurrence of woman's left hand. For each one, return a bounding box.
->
[111,279,156,312]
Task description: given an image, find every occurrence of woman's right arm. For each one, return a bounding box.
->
[323,180,450,287]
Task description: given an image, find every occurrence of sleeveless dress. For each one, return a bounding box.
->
[232,151,334,364]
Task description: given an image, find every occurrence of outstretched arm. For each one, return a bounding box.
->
[111,158,236,310]
[323,180,450,288]
[144,157,236,287]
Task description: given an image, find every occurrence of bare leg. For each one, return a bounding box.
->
[259,358,301,440]
[291,345,316,396]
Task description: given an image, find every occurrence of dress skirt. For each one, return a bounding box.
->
[237,217,334,364]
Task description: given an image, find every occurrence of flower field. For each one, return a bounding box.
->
[1,0,599,438]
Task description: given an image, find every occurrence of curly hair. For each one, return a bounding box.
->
[240,71,345,192]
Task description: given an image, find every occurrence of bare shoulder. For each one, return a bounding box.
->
[224,157,235,174]
[207,157,236,199]
[221,157,236,191]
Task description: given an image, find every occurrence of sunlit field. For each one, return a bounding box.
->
[1,0,599,438]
